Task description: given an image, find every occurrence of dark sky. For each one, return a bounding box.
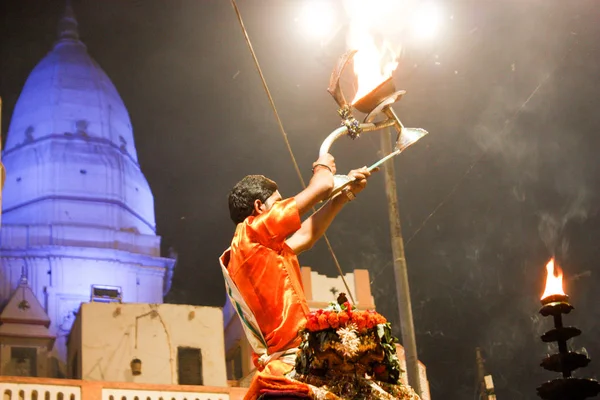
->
[2,0,600,398]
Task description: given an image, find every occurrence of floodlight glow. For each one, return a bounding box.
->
[410,2,442,40]
[298,1,336,40]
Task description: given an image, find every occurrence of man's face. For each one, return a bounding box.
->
[262,190,282,211]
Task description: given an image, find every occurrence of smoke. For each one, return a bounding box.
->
[471,84,542,184]
[469,68,591,257]
[537,187,589,256]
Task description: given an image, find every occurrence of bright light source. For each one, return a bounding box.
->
[410,2,442,40]
[297,1,336,40]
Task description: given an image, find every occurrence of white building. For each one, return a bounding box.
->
[0,3,175,375]
[67,303,227,387]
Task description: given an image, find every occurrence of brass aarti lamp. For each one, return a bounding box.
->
[320,50,428,197]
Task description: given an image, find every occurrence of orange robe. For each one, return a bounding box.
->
[220,198,311,399]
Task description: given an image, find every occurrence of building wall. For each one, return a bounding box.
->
[396,344,432,400]
[0,222,162,257]
[0,247,169,373]
[69,303,227,387]
[2,139,156,236]
[68,306,83,380]
[302,267,375,310]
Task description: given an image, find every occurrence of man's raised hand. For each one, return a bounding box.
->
[312,153,336,175]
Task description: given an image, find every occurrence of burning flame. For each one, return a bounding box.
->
[349,33,399,104]
[541,258,566,300]
[344,1,399,105]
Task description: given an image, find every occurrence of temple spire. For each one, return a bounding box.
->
[19,264,28,285]
[57,0,79,42]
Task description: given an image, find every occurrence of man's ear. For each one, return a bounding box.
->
[253,199,264,216]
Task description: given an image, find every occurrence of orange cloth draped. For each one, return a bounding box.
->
[247,360,311,399]
[220,198,311,399]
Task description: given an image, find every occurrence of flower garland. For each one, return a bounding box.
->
[295,300,403,387]
[305,301,388,333]
[291,298,420,398]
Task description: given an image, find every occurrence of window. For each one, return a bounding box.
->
[11,347,37,377]
[90,285,122,303]
[177,347,202,385]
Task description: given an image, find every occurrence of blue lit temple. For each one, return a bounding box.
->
[0,4,175,376]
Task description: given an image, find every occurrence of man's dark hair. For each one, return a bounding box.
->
[228,175,278,225]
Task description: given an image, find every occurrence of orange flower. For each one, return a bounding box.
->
[374,313,382,324]
[318,314,330,330]
[305,308,387,332]
[327,312,340,329]
[366,310,387,326]
[338,311,350,326]
[353,313,367,331]
[306,315,320,331]
[365,313,376,329]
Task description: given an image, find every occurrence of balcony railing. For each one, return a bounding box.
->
[0,377,247,400]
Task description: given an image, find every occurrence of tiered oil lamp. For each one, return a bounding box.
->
[537,258,600,400]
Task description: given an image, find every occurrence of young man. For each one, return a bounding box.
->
[219,153,375,399]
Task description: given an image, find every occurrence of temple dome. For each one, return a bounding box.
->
[4,6,137,159]
[1,4,156,236]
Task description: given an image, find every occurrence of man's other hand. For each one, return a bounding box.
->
[347,166,378,195]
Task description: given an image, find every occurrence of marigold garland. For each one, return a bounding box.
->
[293,300,418,398]
[305,302,387,333]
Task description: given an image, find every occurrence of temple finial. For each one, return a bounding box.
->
[57,0,79,42]
[19,265,28,285]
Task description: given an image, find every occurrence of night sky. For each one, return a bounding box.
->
[2,1,600,398]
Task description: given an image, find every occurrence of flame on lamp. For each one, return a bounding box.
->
[350,36,399,104]
[541,258,566,300]
[345,2,399,105]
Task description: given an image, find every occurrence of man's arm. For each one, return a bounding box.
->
[287,167,374,254]
[293,153,336,217]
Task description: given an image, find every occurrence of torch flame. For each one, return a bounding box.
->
[541,258,566,300]
[344,0,399,105]
[349,34,399,105]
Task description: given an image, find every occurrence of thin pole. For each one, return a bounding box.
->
[380,128,422,397]
[476,347,486,399]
